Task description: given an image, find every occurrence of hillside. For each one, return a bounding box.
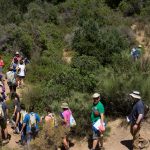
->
[0,0,150,149]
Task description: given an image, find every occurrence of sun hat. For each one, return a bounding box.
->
[129,91,141,99]
[93,93,100,98]
[138,45,142,48]
[15,51,19,55]
[61,102,69,109]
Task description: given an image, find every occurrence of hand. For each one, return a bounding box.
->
[94,111,99,116]
[133,124,138,131]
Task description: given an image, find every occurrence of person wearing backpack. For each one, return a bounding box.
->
[6,67,17,97]
[20,105,40,145]
[28,106,40,140]
[15,104,27,145]
[60,102,73,150]
[0,82,6,101]
[0,97,9,144]
[45,106,56,128]
[127,91,149,150]
[91,93,105,150]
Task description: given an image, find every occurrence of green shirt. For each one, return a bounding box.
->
[91,101,104,123]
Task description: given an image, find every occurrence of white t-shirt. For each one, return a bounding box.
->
[18,64,25,77]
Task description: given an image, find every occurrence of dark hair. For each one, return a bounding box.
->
[45,106,52,113]
[20,103,26,110]
[12,93,20,103]
[29,105,34,112]
[20,60,23,65]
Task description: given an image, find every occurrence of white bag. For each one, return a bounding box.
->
[70,114,76,127]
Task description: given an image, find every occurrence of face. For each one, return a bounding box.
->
[93,97,100,104]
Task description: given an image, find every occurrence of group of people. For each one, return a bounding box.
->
[0,51,149,150]
[90,91,149,150]
[0,51,29,144]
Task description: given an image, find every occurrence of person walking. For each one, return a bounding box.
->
[6,67,17,97]
[0,97,9,144]
[17,60,26,88]
[0,56,4,74]
[60,102,72,150]
[45,106,56,127]
[20,105,40,146]
[127,91,148,150]
[91,93,105,150]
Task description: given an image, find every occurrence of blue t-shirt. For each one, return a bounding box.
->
[23,112,40,133]
[128,100,144,124]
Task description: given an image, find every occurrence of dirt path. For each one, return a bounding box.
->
[69,119,150,150]
[2,80,24,150]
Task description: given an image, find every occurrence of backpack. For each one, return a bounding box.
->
[29,113,36,127]
[144,104,149,119]
[70,114,76,127]
[47,113,57,128]
[0,103,4,119]
[7,71,16,85]
[20,110,27,124]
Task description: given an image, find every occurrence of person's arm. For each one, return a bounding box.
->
[20,123,26,133]
[5,108,9,119]
[100,113,104,123]
[15,112,20,127]
[13,105,17,116]
[136,114,143,125]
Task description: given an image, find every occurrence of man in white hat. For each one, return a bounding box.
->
[91,93,105,150]
[127,91,145,150]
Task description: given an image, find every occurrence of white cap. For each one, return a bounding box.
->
[92,93,100,98]
[129,91,141,99]
[15,51,19,55]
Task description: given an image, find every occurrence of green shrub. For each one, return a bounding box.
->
[72,24,129,65]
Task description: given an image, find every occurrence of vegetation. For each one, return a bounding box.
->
[1,0,150,142]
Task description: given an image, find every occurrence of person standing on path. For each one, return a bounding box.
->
[0,56,4,74]
[127,91,146,150]
[91,93,105,150]
[60,102,72,150]
[6,67,17,98]
[17,60,26,88]
[0,97,9,144]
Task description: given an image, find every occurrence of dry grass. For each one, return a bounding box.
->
[30,120,67,150]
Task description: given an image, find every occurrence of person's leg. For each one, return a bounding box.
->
[99,133,104,149]
[63,136,69,150]
[92,130,100,150]
[92,139,99,150]
[132,125,140,150]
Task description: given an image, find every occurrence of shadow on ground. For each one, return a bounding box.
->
[121,140,132,150]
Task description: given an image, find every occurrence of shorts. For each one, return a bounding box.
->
[9,84,17,92]
[92,129,100,140]
[0,118,7,129]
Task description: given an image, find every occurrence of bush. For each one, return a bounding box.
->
[72,24,130,65]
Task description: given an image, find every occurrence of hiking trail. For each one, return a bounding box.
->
[2,23,150,150]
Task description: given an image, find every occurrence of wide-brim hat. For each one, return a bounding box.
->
[15,51,19,55]
[138,45,142,48]
[92,93,100,98]
[61,102,69,109]
[129,91,141,99]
